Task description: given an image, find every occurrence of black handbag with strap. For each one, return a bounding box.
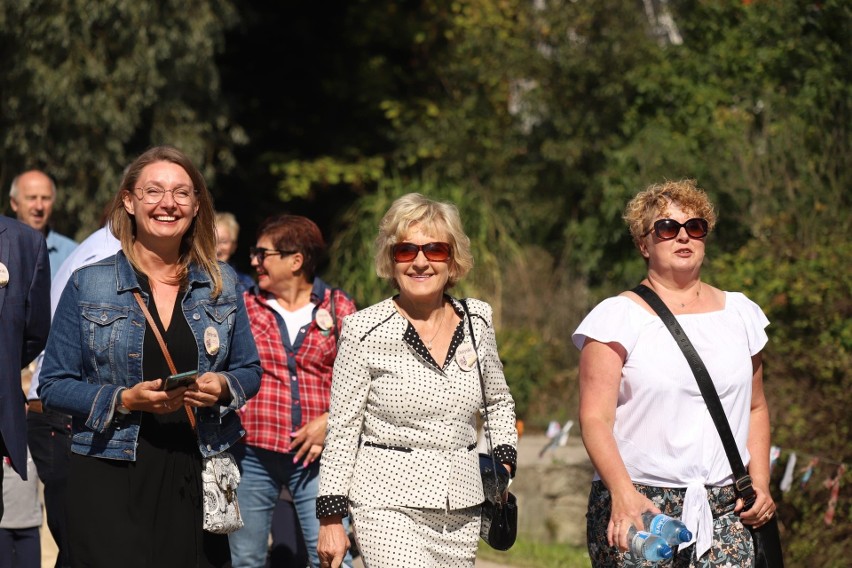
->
[633,284,784,567]
[460,299,518,551]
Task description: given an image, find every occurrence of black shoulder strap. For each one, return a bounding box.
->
[632,284,756,508]
[460,298,503,504]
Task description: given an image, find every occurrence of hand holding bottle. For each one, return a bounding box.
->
[642,511,693,546]
[626,525,673,562]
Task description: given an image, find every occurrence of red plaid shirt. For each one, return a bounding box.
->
[241,278,356,454]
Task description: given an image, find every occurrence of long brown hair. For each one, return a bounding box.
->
[108,145,222,297]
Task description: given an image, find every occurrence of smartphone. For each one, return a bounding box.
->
[160,370,198,391]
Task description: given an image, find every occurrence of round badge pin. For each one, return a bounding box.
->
[315,308,333,331]
[0,262,8,288]
[456,342,477,372]
[204,326,220,355]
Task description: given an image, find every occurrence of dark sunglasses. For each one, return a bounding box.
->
[391,242,452,263]
[249,247,297,263]
[643,218,709,240]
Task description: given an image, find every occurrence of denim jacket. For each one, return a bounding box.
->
[39,251,262,461]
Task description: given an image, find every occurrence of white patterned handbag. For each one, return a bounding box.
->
[201,451,244,534]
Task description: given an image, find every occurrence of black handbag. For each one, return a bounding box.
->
[634,285,784,568]
[460,299,518,551]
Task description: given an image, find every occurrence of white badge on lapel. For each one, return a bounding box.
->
[0,262,8,288]
[315,308,333,331]
[204,326,220,355]
[456,342,477,372]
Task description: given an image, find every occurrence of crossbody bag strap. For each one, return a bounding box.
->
[133,291,197,429]
[632,284,756,508]
[460,298,503,505]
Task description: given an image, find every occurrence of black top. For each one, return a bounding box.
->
[137,273,197,443]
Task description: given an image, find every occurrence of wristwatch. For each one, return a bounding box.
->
[115,389,131,415]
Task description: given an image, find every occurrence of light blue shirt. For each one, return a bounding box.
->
[45,229,78,280]
[28,227,121,399]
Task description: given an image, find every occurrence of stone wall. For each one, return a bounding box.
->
[510,434,595,547]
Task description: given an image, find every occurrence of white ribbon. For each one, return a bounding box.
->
[681,483,714,559]
[780,451,797,492]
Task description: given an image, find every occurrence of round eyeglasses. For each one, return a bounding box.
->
[134,186,197,205]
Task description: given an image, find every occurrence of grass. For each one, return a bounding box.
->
[478,537,590,567]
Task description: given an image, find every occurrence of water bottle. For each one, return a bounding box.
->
[627,526,673,562]
[642,512,693,545]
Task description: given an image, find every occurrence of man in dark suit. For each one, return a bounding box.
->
[0,216,51,521]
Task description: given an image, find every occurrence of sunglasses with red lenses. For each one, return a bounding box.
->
[644,218,708,240]
[391,242,452,263]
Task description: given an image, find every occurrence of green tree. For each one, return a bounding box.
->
[312,2,851,561]
[0,0,244,237]
[711,229,851,567]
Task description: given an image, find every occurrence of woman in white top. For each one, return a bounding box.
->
[316,193,517,568]
[573,179,776,567]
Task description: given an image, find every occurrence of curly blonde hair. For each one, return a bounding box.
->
[374,193,474,289]
[623,179,717,248]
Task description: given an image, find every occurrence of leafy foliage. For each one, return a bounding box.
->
[318,1,851,563]
[711,223,851,566]
[0,0,244,237]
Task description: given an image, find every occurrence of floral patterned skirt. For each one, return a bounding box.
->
[586,480,754,568]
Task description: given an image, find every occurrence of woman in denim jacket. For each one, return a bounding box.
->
[39,145,261,568]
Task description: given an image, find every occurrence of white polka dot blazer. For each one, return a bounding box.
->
[317,296,517,515]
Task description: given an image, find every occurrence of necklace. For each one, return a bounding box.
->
[678,282,702,308]
[649,280,702,309]
[423,306,446,351]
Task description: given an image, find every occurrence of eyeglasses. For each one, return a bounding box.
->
[391,242,452,263]
[134,186,197,205]
[249,247,297,263]
[643,218,709,240]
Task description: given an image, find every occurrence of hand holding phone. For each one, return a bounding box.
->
[160,370,198,391]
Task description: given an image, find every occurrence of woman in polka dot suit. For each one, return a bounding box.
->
[316,193,518,568]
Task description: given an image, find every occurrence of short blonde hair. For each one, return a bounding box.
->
[623,179,717,248]
[215,211,240,242]
[375,193,473,289]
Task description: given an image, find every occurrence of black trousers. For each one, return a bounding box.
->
[26,408,72,568]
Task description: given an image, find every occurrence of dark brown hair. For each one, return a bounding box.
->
[256,214,326,280]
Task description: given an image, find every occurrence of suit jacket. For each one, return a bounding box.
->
[318,297,517,511]
[0,217,51,478]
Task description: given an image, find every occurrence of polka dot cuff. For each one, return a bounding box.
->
[316,494,349,518]
[493,444,518,477]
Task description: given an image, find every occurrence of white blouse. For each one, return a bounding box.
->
[572,291,769,556]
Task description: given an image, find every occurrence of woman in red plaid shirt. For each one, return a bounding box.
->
[229,214,357,568]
